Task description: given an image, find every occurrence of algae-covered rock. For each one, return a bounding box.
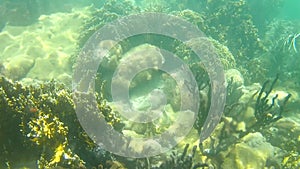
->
[3,55,34,80]
[264,118,300,153]
[26,54,71,81]
[239,83,261,104]
[176,37,236,70]
[225,69,244,87]
[0,7,91,82]
[222,132,277,169]
[111,44,165,97]
[208,38,236,70]
[75,0,140,51]
[235,106,257,129]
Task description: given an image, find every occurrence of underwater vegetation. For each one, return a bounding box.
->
[0,74,297,168]
[0,0,300,168]
[1,74,294,168]
[0,76,122,168]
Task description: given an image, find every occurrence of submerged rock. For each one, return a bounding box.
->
[3,55,34,80]
[0,7,91,83]
[222,132,278,169]
[225,68,244,87]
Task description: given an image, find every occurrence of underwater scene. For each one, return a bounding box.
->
[1,0,300,168]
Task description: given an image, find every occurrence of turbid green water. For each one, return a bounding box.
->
[280,0,300,19]
[0,0,300,168]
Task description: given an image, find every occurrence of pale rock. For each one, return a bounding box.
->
[222,132,276,169]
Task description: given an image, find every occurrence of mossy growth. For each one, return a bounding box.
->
[0,76,123,168]
[71,0,140,66]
